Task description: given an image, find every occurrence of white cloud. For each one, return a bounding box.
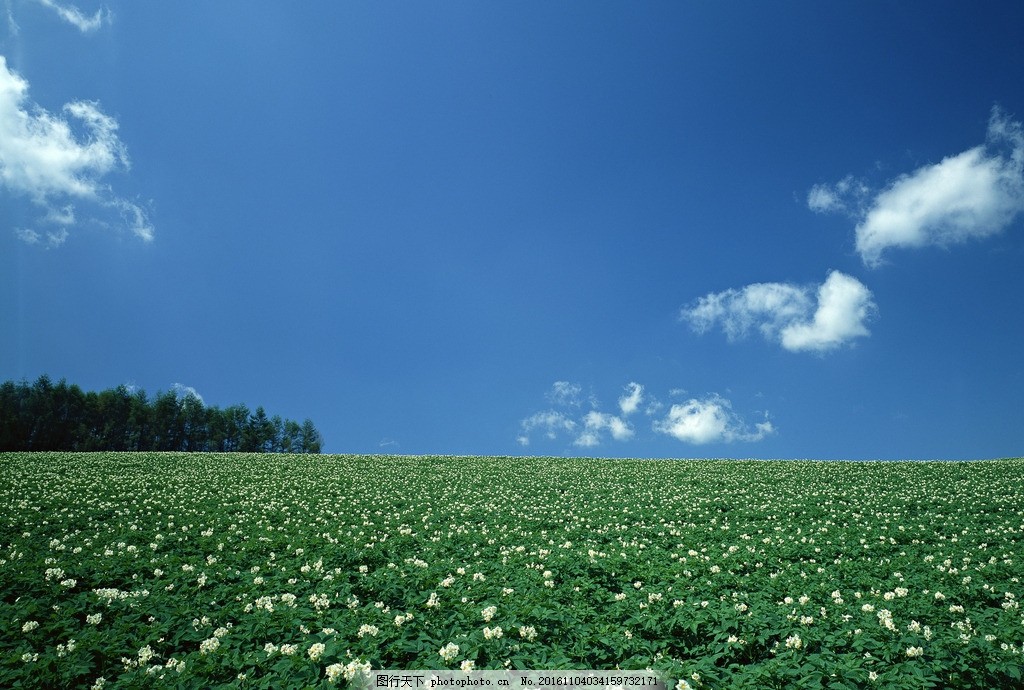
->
[34,0,109,33]
[518,410,576,446]
[778,271,875,352]
[546,381,582,407]
[654,395,774,445]
[171,383,204,404]
[812,108,1024,267]
[519,382,638,448]
[618,382,643,416]
[0,55,152,242]
[111,197,155,242]
[518,381,771,449]
[0,57,127,199]
[15,226,66,247]
[807,175,869,214]
[14,224,66,245]
[807,184,842,213]
[43,204,74,225]
[681,270,875,353]
[5,0,19,35]
[573,410,633,447]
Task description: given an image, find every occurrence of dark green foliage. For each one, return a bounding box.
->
[0,376,322,453]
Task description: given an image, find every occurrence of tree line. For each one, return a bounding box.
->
[0,376,323,453]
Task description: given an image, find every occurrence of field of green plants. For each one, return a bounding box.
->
[1,453,1022,689]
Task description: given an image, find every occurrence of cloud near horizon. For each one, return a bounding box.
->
[518,381,772,448]
[653,395,774,445]
[682,270,876,353]
[810,108,1024,267]
[0,55,153,243]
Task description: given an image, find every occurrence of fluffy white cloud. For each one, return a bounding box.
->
[618,382,643,416]
[0,55,153,242]
[34,0,109,33]
[0,57,126,199]
[778,271,875,352]
[812,108,1024,267]
[654,395,774,445]
[519,381,637,448]
[682,270,875,353]
[517,410,576,446]
[574,410,633,447]
[518,381,772,448]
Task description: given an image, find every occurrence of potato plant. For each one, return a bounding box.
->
[1,453,1022,689]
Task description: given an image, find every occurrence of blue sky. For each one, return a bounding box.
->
[2,1,1024,459]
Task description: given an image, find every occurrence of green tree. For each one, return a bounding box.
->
[0,377,321,453]
[299,418,323,454]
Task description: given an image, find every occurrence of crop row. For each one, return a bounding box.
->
[1,453,1022,689]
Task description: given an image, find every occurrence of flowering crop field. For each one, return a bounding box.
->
[1,453,1023,689]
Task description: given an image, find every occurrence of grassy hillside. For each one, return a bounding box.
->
[1,453,1022,688]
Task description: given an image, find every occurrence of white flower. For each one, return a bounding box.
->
[342,659,372,681]
[461,660,475,672]
[22,621,39,632]
[426,592,440,608]
[308,643,326,661]
[358,624,379,638]
[326,663,346,683]
[676,681,693,690]
[86,613,102,625]
[137,645,154,665]
[519,625,538,641]
[785,634,802,649]
[439,643,460,662]
[264,643,278,656]
[199,637,219,655]
[481,605,497,622]
[483,626,503,640]
[280,644,298,656]
[906,646,924,658]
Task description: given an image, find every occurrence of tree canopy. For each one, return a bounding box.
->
[0,376,323,453]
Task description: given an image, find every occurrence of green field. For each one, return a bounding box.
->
[1,453,1023,689]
